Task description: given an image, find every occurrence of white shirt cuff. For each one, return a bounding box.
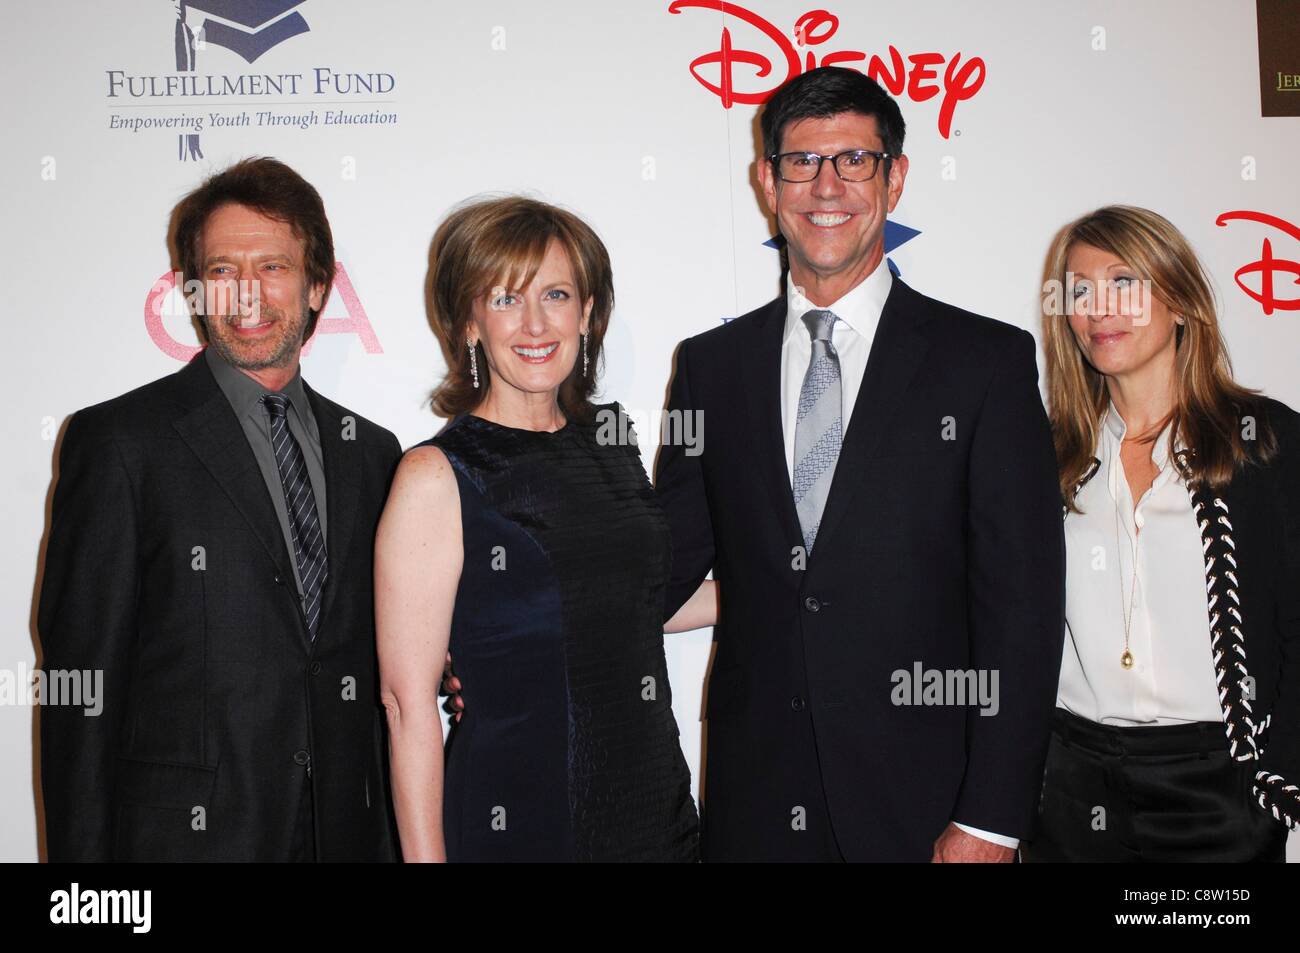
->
[952,822,1019,849]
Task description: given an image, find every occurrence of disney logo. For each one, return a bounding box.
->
[668,1,985,139]
[1216,210,1300,315]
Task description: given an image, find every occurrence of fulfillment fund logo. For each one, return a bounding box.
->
[174,0,310,69]
[105,0,399,160]
[171,0,311,159]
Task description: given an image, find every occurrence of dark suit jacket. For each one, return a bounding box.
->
[656,277,1066,861]
[38,352,403,861]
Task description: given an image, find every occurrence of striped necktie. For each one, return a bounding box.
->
[792,309,842,554]
[261,393,328,641]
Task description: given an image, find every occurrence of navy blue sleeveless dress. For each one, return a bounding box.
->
[421,402,700,861]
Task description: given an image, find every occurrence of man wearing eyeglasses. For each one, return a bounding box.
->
[654,66,1065,861]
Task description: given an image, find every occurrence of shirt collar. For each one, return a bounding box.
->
[204,345,312,429]
[1102,400,1187,473]
[1102,401,1127,442]
[782,256,893,345]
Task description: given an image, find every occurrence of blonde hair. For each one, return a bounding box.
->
[1041,205,1275,511]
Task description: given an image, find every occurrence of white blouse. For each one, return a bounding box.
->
[1057,403,1223,726]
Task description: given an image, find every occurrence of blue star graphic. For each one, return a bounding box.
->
[763,219,921,276]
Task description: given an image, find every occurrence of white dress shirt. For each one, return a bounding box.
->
[1057,403,1222,725]
[780,263,891,481]
[779,262,1017,851]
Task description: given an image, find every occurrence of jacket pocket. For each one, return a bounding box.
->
[113,757,219,861]
[116,756,218,808]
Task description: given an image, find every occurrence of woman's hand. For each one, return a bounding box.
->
[441,651,463,723]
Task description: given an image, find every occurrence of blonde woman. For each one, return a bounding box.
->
[1023,205,1300,862]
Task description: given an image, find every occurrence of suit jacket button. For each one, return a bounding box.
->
[274,573,285,586]
[293,749,310,766]
[804,596,821,612]
[791,696,806,711]
[309,662,322,676]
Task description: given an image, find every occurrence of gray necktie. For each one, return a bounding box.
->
[792,309,842,554]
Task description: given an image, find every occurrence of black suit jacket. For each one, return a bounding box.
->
[656,277,1066,861]
[38,352,403,861]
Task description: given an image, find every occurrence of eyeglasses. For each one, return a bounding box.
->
[768,149,888,183]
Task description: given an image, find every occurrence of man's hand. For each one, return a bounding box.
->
[440,651,463,722]
[931,822,1015,863]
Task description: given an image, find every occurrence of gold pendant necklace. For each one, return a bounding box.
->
[1115,470,1140,670]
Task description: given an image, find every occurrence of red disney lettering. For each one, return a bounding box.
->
[1215,210,1300,315]
[668,1,985,138]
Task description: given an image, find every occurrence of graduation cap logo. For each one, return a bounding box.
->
[174,0,310,69]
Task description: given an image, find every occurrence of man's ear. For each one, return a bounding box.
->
[885,153,909,214]
[308,281,327,315]
[757,157,779,217]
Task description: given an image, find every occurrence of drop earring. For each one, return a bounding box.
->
[581,331,589,377]
[468,339,479,388]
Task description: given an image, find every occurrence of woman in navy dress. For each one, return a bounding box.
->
[376,196,704,861]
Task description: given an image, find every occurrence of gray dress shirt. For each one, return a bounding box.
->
[204,346,328,612]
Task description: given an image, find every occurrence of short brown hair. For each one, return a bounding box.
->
[170,156,335,342]
[426,196,614,422]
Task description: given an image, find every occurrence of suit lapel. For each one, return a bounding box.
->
[172,356,294,575]
[171,357,309,650]
[305,381,361,643]
[812,278,933,558]
[171,355,364,655]
[741,297,805,548]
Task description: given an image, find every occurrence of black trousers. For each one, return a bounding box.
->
[1023,708,1287,863]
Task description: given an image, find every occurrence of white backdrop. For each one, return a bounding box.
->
[3,0,1297,862]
